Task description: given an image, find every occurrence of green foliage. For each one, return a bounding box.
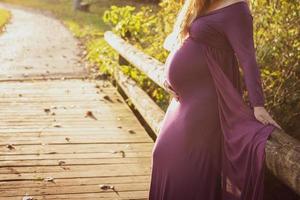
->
[103,5,167,61]
[86,37,118,75]
[101,1,181,109]
[102,0,299,137]
[251,0,300,136]
[0,8,11,31]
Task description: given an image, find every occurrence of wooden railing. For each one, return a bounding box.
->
[104,31,300,195]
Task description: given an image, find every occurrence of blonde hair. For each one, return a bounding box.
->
[164,0,220,52]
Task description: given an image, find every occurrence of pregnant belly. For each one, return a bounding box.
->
[165,37,217,103]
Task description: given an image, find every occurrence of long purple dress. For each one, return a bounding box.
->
[149,2,278,200]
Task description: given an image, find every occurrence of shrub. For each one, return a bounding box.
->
[0,8,11,31]
[252,0,299,137]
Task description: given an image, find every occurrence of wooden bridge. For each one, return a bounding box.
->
[0,5,152,199]
[0,5,299,200]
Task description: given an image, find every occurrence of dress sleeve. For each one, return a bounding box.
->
[223,10,265,108]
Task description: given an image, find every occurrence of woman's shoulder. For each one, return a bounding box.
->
[218,1,253,26]
[223,1,252,18]
[195,1,252,21]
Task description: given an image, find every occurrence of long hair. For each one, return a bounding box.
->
[164,0,220,52]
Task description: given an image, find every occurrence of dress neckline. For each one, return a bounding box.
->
[195,1,248,19]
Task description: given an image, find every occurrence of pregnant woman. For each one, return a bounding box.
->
[149,0,282,199]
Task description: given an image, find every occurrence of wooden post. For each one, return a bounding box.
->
[73,0,90,12]
[73,0,81,10]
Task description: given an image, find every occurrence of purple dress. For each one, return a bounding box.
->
[149,2,277,200]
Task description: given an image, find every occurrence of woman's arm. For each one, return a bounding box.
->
[223,8,265,108]
[223,6,282,129]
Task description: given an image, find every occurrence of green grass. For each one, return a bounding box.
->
[0,0,148,34]
[0,8,11,32]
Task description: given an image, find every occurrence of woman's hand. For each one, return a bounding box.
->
[163,80,180,101]
[254,106,282,130]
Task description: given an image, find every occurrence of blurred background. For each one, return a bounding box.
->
[0,0,299,199]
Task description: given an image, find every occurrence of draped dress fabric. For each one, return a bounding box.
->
[149,1,278,200]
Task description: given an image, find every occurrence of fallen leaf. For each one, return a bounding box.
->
[58,161,66,166]
[44,108,51,113]
[99,184,114,190]
[44,177,55,183]
[85,111,97,120]
[61,166,70,170]
[128,129,136,134]
[57,158,69,170]
[53,123,61,128]
[6,144,15,150]
[112,150,126,158]
[99,184,119,195]
[103,95,113,103]
[22,194,34,200]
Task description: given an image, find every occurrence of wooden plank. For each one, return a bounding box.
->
[0,175,150,189]
[0,152,152,161]
[1,191,149,200]
[0,169,150,181]
[0,136,152,145]
[0,157,151,167]
[0,129,145,135]
[0,163,151,174]
[0,143,153,154]
[1,182,150,197]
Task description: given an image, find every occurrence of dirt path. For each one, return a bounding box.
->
[0,3,87,80]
